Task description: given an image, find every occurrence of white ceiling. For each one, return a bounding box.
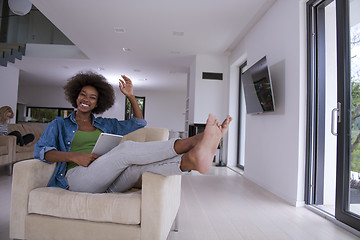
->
[12,0,276,91]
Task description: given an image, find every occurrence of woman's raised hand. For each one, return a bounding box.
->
[119,75,134,97]
[118,74,144,119]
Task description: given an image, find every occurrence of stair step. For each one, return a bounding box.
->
[0,57,7,67]
[18,46,25,55]
[3,52,15,63]
[0,43,26,67]
[11,49,23,60]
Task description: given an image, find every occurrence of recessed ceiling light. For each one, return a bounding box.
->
[122,47,131,52]
[63,66,69,69]
[170,51,181,55]
[114,27,126,33]
[133,69,141,72]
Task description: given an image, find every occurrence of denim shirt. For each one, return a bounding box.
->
[34,111,147,189]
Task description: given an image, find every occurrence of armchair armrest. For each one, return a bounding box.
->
[141,172,181,240]
[10,159,56,239]
[0,135,16,166]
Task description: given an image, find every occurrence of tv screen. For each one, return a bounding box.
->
[242,56,275,114]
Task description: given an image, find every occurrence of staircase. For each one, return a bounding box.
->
[0,43,26,67]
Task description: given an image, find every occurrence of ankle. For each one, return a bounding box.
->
[174,138,194,154]
[174,139,183,154]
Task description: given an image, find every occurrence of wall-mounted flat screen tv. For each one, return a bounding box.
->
[242,56,275,114]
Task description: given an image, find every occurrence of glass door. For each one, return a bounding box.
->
[306,0,337,215]
[336,0,360,230]
[348,0,360,216]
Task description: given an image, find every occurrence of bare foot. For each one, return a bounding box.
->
[174,115,232,155]
[221,115,232,137]
[182,114,223,174]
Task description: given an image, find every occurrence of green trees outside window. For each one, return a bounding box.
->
[27,107,73,123]
[351,23,360,172]
[125,96,145,120]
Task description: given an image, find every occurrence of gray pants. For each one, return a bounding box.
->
[65,138,183,193]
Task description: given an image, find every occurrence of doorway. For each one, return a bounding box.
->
[237,62,247,169]
[306,0,337,215]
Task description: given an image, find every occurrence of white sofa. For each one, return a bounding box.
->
[0,123,43,170]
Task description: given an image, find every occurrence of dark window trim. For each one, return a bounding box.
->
[125,96,145,120]
[305,0,331,206]
[237,62,247,170]
[335,0,360,230]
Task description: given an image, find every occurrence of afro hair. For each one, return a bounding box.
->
[63,71,115,114]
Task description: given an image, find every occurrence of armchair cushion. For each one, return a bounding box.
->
[28,187,141,224]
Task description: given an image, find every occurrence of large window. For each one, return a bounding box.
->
[27,107,73,123]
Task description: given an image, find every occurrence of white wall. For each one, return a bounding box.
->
[18,84,72,108]
[104,89,187,132]
[227,0,307,206]
[189,54,229,124]
[0,65,20,124]
[136,90,186,132]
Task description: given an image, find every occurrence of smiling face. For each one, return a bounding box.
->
[76,85,99,113]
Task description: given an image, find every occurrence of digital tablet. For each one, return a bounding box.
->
[91,133,123,155]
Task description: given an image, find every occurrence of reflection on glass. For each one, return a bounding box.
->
[349,0,360,215]
[253,78,274,112]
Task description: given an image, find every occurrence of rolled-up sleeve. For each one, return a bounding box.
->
[130,117,147,127]
[103,117,147,135]
[120,117,147,134]
[38,146,57,163]
[34,120,60,163]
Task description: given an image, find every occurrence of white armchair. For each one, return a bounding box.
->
[10,128,181,240]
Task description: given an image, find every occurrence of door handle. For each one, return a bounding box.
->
[331,102,341,136]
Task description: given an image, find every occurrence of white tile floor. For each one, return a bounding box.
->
[1,165,360,240]
[171,167,360,240]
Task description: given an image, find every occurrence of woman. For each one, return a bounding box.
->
[34,71,232,193]
[0,106,35,146]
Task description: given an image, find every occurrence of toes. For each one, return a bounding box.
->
[222,120,229,128]
[207,114,217,124]
[215,120,221,127]
[222,115,232,128]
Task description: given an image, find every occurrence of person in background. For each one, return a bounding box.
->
[0,106,35,146]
